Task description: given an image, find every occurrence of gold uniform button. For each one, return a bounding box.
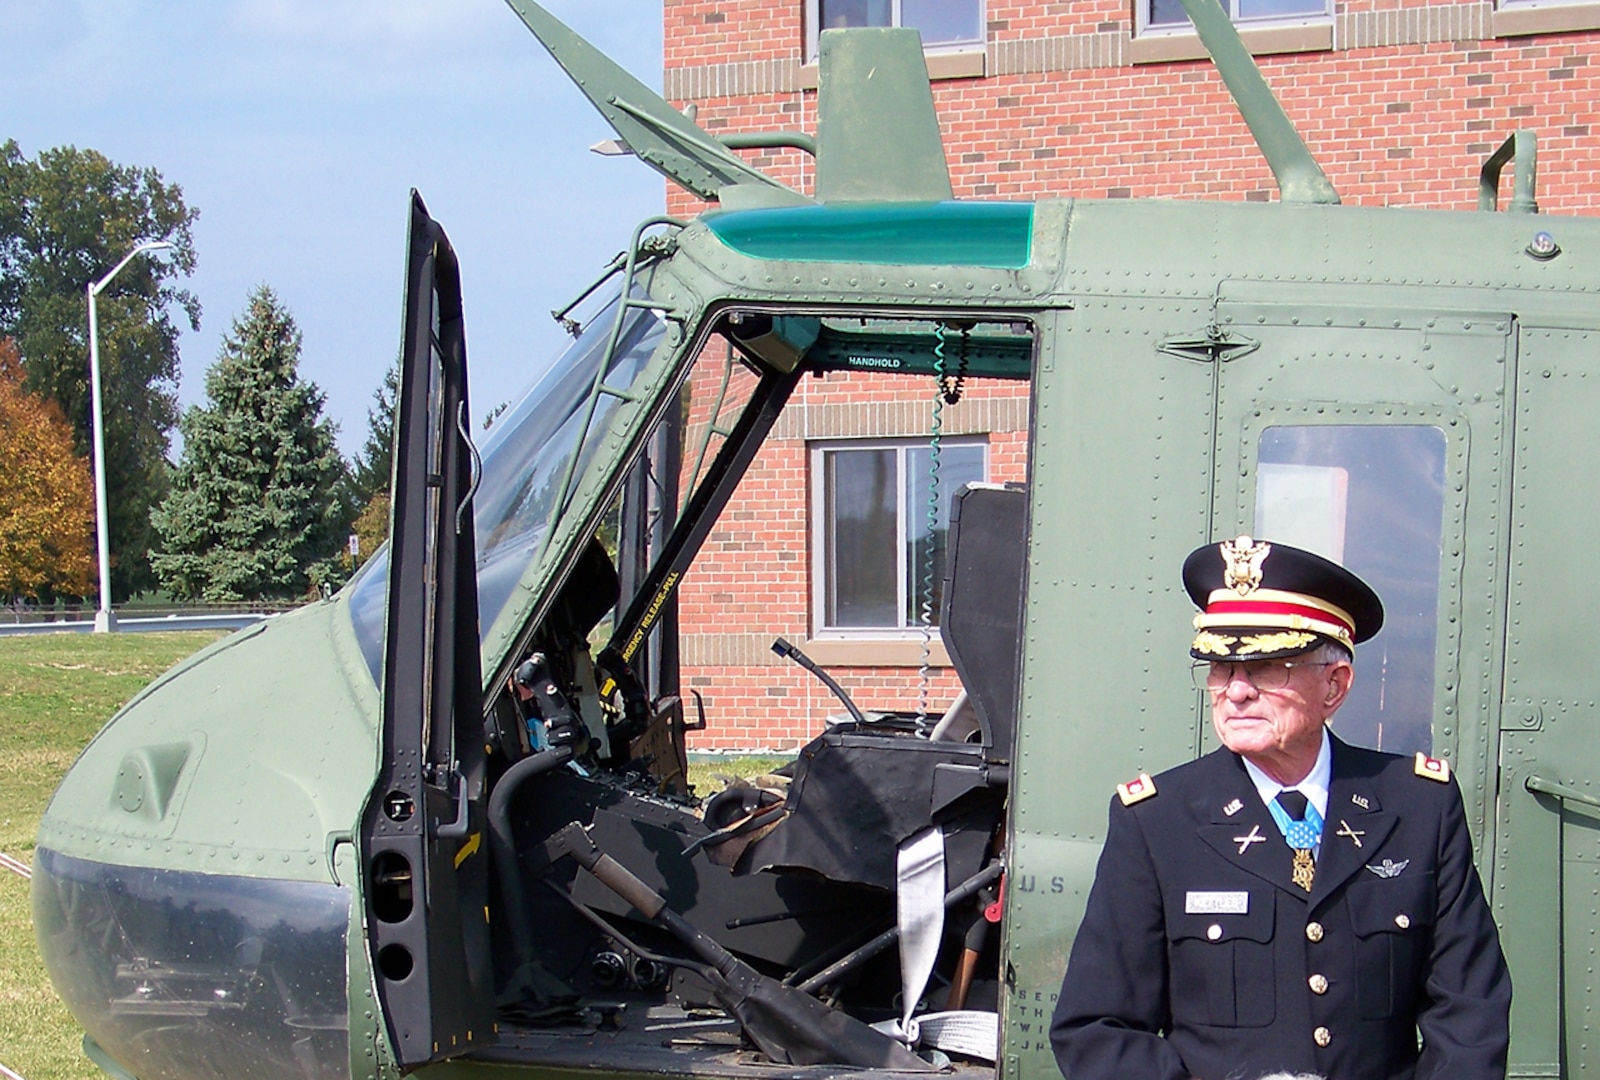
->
[1306,921,1325,942]
[1309,973,1329,995]
[1314,1026,1332,1048]
[1206,924,1223,941]
[1395,913,1411,929]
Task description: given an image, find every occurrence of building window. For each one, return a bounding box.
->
[1141,0,1329,34]
[812,437,987,634]
[806,0,985,60]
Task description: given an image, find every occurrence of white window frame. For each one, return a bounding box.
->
[805,0,986,62]
[809,435,989,638]
[1136,0,1331,37]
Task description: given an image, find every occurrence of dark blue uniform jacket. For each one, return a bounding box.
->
[1050,736,1510,1080]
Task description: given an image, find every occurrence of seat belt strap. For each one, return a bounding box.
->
[894,825,946,1044]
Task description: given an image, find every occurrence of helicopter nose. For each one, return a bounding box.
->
[32,846,353,1080]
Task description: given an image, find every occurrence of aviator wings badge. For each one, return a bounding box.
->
[1365,858,1410,879]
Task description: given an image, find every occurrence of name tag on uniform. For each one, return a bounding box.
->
[1185,890,1249,914]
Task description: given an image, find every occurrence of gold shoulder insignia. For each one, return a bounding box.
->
[1117,773,1158,806]
[1414,752,1450,783]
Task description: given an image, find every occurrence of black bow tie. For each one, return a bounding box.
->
[1277,789,1310,821]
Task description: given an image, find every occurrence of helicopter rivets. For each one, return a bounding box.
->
[1527,231,1560,260]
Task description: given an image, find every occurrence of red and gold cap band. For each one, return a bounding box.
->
[1194,586,1356,646]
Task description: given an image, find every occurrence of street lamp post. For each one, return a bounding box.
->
[87,240,173,633]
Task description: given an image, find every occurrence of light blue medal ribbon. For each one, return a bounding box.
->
[1266,796,1324,851]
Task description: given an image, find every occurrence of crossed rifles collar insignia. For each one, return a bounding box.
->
[1233,824,1266,855]
[1335,820,1365,847]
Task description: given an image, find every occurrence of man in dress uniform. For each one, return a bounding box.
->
[1050,536,1510,1080]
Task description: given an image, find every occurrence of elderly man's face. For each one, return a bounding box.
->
[1208,657,1354,781]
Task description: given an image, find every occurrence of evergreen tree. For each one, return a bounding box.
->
[149,287,349,601]
[0,140,199,598]
[350,358,397,503]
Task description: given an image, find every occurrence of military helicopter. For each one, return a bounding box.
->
[30,0,1600,1076]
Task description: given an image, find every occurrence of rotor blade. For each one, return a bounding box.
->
[504,0,808,205]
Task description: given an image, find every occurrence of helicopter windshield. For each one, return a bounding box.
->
[348,282,666,681]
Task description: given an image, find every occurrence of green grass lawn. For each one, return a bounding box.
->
[0,631,225,1080]
[685,754,790,796]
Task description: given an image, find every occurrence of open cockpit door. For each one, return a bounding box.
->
[360,192,494,1068]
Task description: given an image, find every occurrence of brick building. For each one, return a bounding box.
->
[661,0,1599,750]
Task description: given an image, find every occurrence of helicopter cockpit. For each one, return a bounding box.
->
[352,212,1041,1071]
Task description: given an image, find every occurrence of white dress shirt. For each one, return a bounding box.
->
[1242,726,1332,853]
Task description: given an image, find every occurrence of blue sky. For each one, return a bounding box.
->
[4,0,666,457]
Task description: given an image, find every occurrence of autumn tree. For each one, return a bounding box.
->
[0,338,94,601]
[0,140,199,599]
[149,287,350,601]
[350,491,389,570]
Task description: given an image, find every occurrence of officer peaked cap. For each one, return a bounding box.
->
[1183,535,1383,661]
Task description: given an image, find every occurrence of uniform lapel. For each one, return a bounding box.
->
[1196,751,1303,900]
[1310,735,1397,909]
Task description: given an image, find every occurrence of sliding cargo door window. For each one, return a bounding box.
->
[1254,423,1447,757]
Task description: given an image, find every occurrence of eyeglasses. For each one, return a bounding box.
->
[1191,660,1333,692]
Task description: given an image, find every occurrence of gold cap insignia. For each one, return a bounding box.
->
[1117,773,1158,806]
[1220,535,1271,596]
[1414,752,1450,783]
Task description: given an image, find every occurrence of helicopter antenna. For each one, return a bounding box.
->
[1175,0,1340,205]
[503,0,810,208]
